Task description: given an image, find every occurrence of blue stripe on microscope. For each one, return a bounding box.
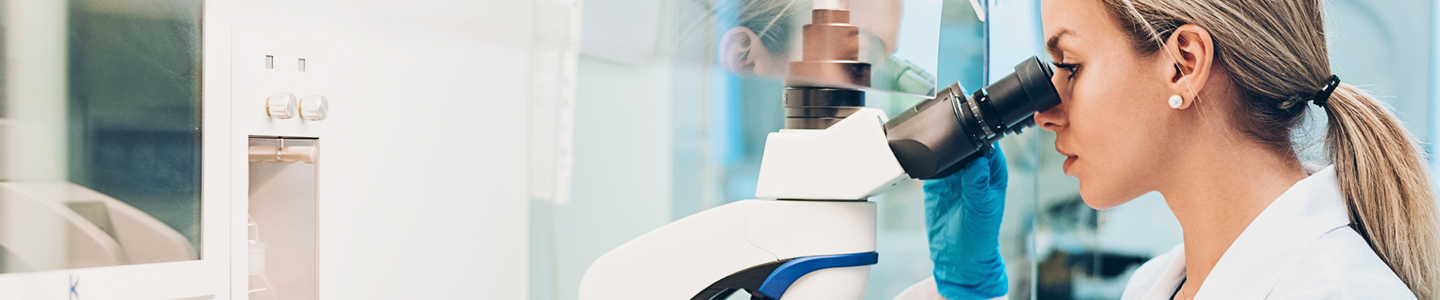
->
[756,252,879,299]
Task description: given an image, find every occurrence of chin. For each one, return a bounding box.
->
[1077,182,1135,210]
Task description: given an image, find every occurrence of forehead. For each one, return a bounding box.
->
[1041,0,1127,54]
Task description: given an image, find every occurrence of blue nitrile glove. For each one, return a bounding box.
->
[923,144,1008,299]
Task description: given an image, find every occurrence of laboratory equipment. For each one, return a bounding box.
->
[577,2,1059,299]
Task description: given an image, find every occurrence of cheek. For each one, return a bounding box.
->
[1066,71,1170,207]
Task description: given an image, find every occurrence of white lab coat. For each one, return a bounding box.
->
[895,166,1415,300]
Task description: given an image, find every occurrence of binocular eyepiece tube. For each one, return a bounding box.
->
[886,56,1061,179]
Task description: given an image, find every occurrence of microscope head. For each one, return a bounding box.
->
[782,5,873,130]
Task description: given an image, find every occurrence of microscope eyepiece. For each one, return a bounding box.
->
[885,56,1061,179]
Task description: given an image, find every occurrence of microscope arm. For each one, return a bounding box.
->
[755,108,909,200]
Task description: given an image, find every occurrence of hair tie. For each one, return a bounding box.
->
[1313,75,1341,107]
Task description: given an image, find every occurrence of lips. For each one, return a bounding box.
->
[1054,145,1075,158]
[1063,156,1077,175]
[1056,146,1078,175]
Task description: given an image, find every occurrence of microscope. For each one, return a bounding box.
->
[579,1,1059,299]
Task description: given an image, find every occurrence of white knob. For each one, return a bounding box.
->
[300,95,329,121]
[267,93,298,119]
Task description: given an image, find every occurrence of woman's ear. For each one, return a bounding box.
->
[720,27,761,73]
[1164,24,1215,109]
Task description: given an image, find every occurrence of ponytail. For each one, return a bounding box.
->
[1324,84,1440,298]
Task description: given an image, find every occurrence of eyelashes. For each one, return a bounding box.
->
[1052,62,1079,80]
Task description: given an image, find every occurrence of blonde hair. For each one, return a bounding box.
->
[1103,0,1440,297]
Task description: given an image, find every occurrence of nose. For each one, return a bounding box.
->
[1035,104,1067,132]
[1036,95,1071,132]
[1035,77,1069,132]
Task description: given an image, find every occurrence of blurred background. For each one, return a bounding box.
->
[527,0,1436,299]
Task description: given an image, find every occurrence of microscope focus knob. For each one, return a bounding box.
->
[267,93,298,119]
[299,95,329,121]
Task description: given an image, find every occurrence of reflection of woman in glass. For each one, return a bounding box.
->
[712,0,896,72]
[702,0,937,95]
[918,0,1440,299]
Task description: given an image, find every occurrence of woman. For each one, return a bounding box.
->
[903,0,1440,299]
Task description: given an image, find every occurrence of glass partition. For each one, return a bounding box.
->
[0,0,202,273]
[530,0,986,299]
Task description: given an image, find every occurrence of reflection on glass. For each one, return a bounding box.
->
[0,0,202,273]
[681,0,939,96]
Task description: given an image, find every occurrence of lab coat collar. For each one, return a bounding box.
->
[1146,166,1351,299]
[1136,244,1188,300]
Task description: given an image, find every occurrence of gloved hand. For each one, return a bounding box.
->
[923,144,1008,300]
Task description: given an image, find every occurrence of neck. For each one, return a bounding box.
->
[1160,130,1306,296]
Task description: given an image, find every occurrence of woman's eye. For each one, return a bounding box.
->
[1051,62,1079,80]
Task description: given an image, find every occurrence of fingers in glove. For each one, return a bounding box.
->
[985,144,1008,187]
[923,167,967,221]
[958,156,993,206]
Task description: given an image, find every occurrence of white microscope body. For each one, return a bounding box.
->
[579,108,906,300]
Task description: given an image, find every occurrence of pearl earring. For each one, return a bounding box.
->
[1168,95,1184,109]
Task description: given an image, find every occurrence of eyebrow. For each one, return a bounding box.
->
[1046,29,1073,56]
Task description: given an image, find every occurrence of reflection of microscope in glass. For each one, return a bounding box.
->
[0,182,198,271]
[579,1,1059,299]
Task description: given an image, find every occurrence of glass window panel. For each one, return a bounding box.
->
[0,0,202,273]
